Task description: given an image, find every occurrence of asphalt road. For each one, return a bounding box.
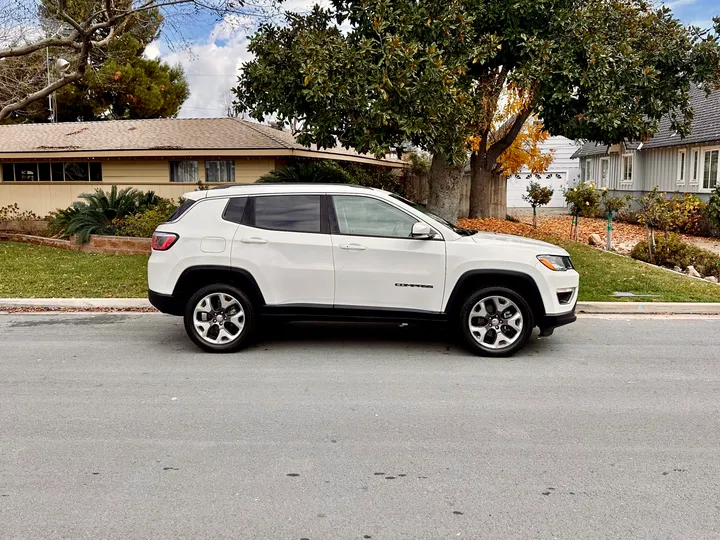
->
[1,313,720,540]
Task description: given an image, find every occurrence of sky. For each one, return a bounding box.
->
[143,0,719,119]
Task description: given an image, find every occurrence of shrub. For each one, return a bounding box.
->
[522,181,553,228]
[600,190,629,216]
[115,203,178,238]
[0,203,41,222]
[667,194,706,234]
[258,160,405,195]
[563,181,600,217]
[46,186,166,243]
[631,233,720,279]
[706,186,720,230]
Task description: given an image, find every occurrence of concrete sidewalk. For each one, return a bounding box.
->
[3,298,720,315]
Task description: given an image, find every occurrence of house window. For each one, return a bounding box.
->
[690,149,700,185]
[600,158,610,188]
[677,150,686,186]
[205,160,235,183]
[170,161,199,183]
[0,162,100,182]
[703,149,719,190]
[584,160,592,182]
[622,154,633,184]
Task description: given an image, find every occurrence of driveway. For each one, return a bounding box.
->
[1,314,719,539]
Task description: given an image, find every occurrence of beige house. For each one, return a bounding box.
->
[0,118,404,215]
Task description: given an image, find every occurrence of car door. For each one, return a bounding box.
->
[330,194,446,312]
[228,194,334,306]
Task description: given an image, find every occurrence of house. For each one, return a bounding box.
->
[506,135,581,209]
[0,118,404,215]
[571,86,720,199]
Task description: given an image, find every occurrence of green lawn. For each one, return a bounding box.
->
[2,239,720,301]
[560,240,720,302]
[0,241,148,298]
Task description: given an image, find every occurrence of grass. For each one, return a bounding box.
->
[560,240,720,302]
[0,242,148,298]
[2,238,720,302]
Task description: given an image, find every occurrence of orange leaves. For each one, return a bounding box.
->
[497,117,553,175]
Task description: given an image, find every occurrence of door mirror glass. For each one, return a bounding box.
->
[411,222,436,239]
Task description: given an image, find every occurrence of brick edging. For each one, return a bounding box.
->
[0,232,151,255]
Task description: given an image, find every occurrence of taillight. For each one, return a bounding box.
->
[152,232,179,251]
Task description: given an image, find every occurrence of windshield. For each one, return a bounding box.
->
[389,194,478,236]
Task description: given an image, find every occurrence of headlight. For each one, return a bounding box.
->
[537,254,573,271]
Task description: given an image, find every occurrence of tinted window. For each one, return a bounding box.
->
[15,163,38,181]
[255,195,321,233]
[333,195,416,238]
[168,199,196,221]
[89,162,102,181]
[223,197,248,224]
[38,163,51,181]
[51,163,64,181]
[64,162,89,181]
[2,163,15,182]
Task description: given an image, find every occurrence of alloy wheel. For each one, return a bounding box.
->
[193,292,246,345]
[467,295,524,350]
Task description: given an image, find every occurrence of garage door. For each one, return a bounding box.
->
[507,172,569,208]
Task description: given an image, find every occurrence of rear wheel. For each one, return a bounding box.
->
[184,284,255,353]
[459,287,533,357]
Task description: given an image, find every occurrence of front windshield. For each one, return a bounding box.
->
[389,194,477,235]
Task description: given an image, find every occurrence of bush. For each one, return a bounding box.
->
[563,181,600,217]
[47,186,175,243]
[258,160,405,195]
[631,233,720,279]
[114,203,178,237]
[706,186,720,230]
[667,194,706,234]
[0,203,41,222]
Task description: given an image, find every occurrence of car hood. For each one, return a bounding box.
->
[469,231,568,254]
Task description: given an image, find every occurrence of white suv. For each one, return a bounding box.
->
[148,184,578,356]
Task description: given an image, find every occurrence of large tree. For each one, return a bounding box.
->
[234,0,720,222]
[0,0,272,122]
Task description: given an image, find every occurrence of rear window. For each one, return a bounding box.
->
[168,199,196,221]
[254,195,321,233]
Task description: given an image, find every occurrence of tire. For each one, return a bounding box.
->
[458,286,534,357]
[183,284,255,353]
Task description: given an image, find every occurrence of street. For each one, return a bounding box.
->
[1,313,720,540]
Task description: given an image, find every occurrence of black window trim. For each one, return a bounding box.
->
[327,193,443,241]
[241,194,330,235]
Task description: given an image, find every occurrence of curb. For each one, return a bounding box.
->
[2,298,720,315]
[576,302,720,315]
[0,298,153,309]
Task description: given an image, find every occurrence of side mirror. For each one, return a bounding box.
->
[411,222,437,239]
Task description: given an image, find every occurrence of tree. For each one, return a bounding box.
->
[234,3,498,223]
[465,1,720,218]
[8,33,189,122]
[0,0,270,121]
[235,0,720,223]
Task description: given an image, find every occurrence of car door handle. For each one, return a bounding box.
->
[339,243,367,251]
[241,237,268,244]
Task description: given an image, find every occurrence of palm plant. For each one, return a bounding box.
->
[62,186,141,243]
[257,161,354,184]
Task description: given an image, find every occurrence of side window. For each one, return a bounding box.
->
[222,197,248,224]
[333,195,417,238]
[254,195,321,233]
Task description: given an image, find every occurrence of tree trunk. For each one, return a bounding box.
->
[427,154,465,225]
[468,153,507,219]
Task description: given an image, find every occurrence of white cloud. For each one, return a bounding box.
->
[149,16,256,118]
[662,0,696,8]
[149,1,329,118]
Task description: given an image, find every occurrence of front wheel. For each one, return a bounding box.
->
[459,287,534,357]
[183,284,255,353]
